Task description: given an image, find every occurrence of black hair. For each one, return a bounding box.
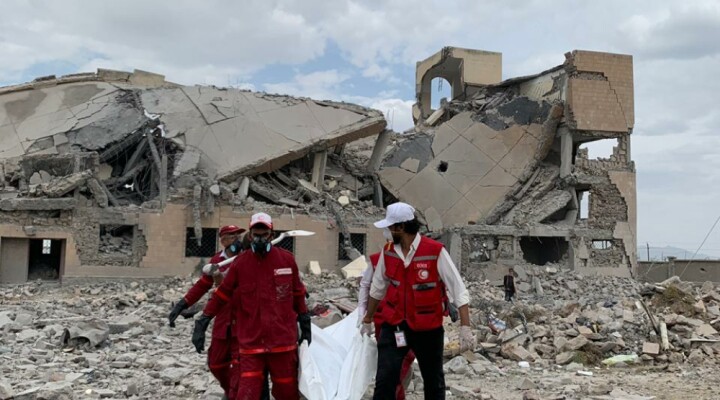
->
[400,218,421,235]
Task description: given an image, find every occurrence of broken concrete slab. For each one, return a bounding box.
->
[341,256,367,279]
[308,261,322,276]
[0,197,76,210]
[642,342,660,356]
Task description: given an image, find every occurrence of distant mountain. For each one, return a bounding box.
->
[638,245,717,262]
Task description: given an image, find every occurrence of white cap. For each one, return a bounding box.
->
[374,202,416,229]
[250,212,273,229]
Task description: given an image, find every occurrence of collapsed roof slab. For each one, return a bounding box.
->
[140,86,386,181]
[0,70,386,182]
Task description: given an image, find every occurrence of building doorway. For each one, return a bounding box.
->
[28,239,64,281]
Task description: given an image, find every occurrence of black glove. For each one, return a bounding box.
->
[168,298,188,328]
[448,302,459,323]
[298,313,312,346]
[192,314,212,353]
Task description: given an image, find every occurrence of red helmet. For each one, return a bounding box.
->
[219,225,245,237]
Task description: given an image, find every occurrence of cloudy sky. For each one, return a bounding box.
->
[2,0,719,258]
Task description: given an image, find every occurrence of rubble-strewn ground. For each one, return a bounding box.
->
[2,268,720,400]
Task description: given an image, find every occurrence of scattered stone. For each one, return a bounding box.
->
[444,355,469,374]
[308,261,322,275]
[126,383,139,397]
[695,323,718,337]
[160,367,192,384]
[517,378,537,390]
[555,351,576,365]
[0,381,13,400]
[564,335,589,351]
[642,342,660,355]
[687,349,704,365]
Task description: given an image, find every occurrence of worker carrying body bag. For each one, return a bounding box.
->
[299,309,378,400]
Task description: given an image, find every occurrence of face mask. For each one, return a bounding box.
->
[251,236,272,257]
[382,228,393,241]
[227,238,243,254]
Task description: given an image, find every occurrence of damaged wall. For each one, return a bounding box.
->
[61,204,386,279]
[0,69,388,281]
[379,48,637,277]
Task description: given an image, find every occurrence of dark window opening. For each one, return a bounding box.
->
[437,161,449,173]
[338,233,367,260]
[274,231,296,254]
[520,236,568,266]
[185,228,218,257]
[28,239,62,280]
[99,225,135,255]
[591,240,613,250]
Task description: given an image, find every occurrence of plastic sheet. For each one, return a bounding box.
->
[299,309,378,400]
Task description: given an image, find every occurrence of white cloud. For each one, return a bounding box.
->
[2,0,720,254]
[263,70,351,100]
[366,98,414,132]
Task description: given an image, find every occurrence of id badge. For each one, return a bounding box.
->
[394,330,407,348]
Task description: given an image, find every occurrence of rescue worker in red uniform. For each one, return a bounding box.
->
[362,203,474,400]
[192,213,312,400]
[358,244,416,400]
[168,225,270,400]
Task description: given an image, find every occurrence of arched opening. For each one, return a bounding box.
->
[430,77,452,111]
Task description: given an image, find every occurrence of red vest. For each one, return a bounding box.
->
[370,249,389,327]
[381,236,446,331]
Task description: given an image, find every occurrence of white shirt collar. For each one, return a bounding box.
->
[220,249,227,259]
[393,234,421,263]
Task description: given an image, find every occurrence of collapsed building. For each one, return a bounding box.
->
[378,47,636,277]
[0,70,389,282]
[0,47,637,283]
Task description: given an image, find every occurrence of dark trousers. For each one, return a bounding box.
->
[373,322,445,400]
[504,290,515,302]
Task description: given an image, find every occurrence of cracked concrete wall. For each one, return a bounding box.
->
[381,47,636,279]
[566,50,634,131]
[414,47,502,121]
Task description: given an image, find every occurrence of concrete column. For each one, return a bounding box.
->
[559,127,573,178]
[372,176,384,208]
[310,150,327,190]
[622,133,632,165]
[367,130,392,173]
[159,154,168,208]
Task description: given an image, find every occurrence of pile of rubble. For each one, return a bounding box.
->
[97,234,133,256]
[304,266,720,399]
[1,269,719,399]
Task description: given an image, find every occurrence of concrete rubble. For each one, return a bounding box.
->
[1,271,720,399]
[0,69,389,281]
[380,47,637,278]
[4,45,715,398]
[2,47,640,286]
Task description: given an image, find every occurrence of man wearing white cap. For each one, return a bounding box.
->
[362,202,473,400]
[192,213,311,400]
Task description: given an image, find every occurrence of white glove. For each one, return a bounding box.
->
[202,263,219,275]
[459,325,475,352]
[360,322,374,336]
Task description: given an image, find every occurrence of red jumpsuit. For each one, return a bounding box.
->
[204,246,307,400]
[183,251,236,397]
[370,251,415,400]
